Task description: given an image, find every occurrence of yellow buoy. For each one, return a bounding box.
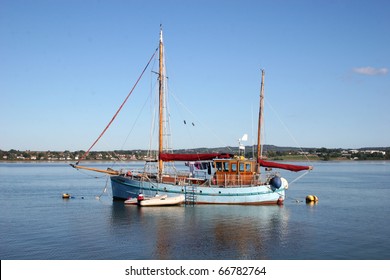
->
[306,195,318,203]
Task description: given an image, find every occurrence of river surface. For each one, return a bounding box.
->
[1,160,389,259]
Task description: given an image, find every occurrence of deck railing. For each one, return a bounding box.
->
[121,168,262,188]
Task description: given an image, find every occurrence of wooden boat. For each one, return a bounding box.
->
[71,27,312,205]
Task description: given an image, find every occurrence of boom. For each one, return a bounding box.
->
[69,164,119,175]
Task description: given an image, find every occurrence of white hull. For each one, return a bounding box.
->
[139,194,185,206]
[124,197,138,205]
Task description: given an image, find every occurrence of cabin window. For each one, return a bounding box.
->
[239,163,245,172]
[246,163,251,172]
[223,162,229,172]
[216,162,223,171]
[231,163,237,172]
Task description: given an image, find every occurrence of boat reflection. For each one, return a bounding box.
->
[109,203,290,259]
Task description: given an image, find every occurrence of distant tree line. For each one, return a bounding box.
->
[1,146,389,161]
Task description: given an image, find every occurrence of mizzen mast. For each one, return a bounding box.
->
[257,69,265,173]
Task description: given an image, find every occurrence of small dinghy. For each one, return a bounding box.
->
[124,197,138,205]
[138,194,185,207]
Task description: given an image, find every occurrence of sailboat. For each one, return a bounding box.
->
[71,27,312,205]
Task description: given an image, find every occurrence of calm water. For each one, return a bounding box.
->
[1,161,390,260]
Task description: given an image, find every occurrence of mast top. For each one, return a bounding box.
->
[159,25,163,43]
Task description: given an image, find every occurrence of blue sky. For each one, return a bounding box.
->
[1,0,389,151]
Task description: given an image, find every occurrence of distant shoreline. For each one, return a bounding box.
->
[1,146,389,161]
[1,158,389,163]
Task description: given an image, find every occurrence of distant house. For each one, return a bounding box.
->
[364,150,386,155]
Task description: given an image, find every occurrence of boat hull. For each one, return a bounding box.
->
[111,176,287,205]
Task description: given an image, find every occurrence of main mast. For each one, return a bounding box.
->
[158,27,164,178]
[256,69,265,173]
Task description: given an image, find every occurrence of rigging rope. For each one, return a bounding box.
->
[289,170,311,185]
[265,98,313,164]
[120,84,154,151]
[77,47,159,164]
[169,91,234,152]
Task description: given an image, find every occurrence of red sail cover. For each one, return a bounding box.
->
[259,159,312,172]
[159,153,233,161]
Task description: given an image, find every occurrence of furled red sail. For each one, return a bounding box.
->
[259,159,312,172]
[159,153,233,161]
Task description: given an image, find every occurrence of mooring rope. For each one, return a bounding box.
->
[265,99,313,165]
[96,176,110,199]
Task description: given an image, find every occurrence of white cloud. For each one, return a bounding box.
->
[353,66,388,76]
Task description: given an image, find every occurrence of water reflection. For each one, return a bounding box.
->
[203,206,290,259]
[109,203,290,259]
